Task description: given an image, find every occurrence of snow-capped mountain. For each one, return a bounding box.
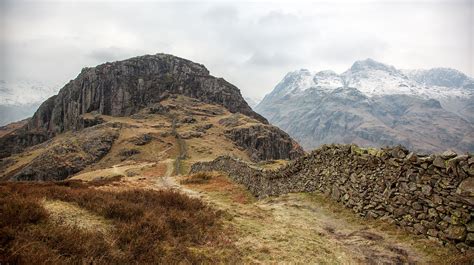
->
[244,96,263,109]
[0,80,59,126]
[256,59,474,153]
[266,59,473,102]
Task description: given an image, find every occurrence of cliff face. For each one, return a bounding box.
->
[0,54,267,158]
[29,53,266,133]
[225,124,304,162]
[10,123,119,181]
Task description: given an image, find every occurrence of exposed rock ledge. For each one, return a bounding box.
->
[8,123,120,181]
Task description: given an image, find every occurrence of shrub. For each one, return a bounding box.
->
[0,180,237,263]
[180,172,213,184]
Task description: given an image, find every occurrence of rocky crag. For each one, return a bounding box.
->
[219,113,303,162]
[8,123,120,181]
[0,54,267,158]
[191,145,474,250]
[0,96,303,181]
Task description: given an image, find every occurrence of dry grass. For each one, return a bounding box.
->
[180,172,213,184]
[0,180,240,264]
[181,172,254,205]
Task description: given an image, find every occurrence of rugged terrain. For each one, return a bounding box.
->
[0,95,302,182]
[0,54,471,263]
[256,59,474,153]
[0,54,268,159]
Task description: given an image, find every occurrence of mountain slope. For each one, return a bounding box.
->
[0,54,274,159]
[256,59,474,153]
[0,54,303,180]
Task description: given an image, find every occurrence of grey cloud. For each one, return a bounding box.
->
[87,47,145,63]
[246,50,305,68]
[0,0,472,99]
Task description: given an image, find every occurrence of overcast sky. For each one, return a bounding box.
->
[1,0,472,99]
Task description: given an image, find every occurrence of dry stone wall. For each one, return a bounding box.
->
[191,144,474,250]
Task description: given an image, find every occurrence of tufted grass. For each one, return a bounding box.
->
[0,180,240,264]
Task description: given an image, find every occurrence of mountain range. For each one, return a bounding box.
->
[255,59,474,153]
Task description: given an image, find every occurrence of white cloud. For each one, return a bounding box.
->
[0,0,472,99]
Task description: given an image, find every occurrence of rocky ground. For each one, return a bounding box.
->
[0,96,302,182]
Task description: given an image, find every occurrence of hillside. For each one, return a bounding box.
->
[0,95,302,181]
[256,59,474,153]
[0,54,471,263]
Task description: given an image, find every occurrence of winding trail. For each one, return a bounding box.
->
[171,117,187,175]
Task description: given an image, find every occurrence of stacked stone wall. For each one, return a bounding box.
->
[191,144,474,250]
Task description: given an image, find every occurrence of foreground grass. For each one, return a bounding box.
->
[0,179,239,264]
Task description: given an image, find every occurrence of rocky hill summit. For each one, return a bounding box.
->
[0,54,270,158]
[0,54,303,181]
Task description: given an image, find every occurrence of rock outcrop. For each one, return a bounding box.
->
[0,54,266,158]
[191,145,474,250]
[9,123,119,181]
[216,113,304,161]
[225,124,304,162]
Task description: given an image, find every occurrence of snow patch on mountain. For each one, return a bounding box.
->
[313,70,344,91]
[268,59,473,102]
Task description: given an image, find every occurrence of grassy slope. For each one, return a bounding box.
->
[0,180,239,264]
[1,96,472,263]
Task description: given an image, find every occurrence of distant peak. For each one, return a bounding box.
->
[350,58,397,73]
[405,67,473,88]
[315,70,338,76]
[282,69,313,81]
[290,69,312,75]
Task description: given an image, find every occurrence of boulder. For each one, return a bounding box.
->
[441,150,457,160]
[466,233,474,246]
[457,177,474,197]
[433,156,446,168]
[445,225,467,241]
[130,133,154,146]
